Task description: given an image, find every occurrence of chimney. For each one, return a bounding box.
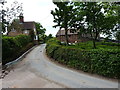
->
[19,13,24,23]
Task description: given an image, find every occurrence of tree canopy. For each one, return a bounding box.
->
[35,22,46,35]
[0,0,23,33]
[72,2,119,48]
[35,22,46,42]
[51,1,119,48]
[51,1,74,45]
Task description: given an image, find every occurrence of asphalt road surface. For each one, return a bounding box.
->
[2,44,118,88]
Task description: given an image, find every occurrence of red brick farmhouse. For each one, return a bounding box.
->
[56,28,98,43]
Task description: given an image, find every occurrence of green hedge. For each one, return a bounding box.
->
[2,35,33,65]
[46,38,120,79]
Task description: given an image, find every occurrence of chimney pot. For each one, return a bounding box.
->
[19,13,24,23]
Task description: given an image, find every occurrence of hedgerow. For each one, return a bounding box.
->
[46,38,120,79]
[2,35,33,65]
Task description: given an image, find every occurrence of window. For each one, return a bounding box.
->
[34,35,38,40]
[11,28,16,32]
[24,30,28,34]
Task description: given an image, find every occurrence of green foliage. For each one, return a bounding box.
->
[51,1,74,45]
[8,19,23,33]
[2,35,33,65]
[46,38,120,78]
[46,34,53,40]
[41,34,53,43]
[1,0,23,33]
[29,30,35,41]
[72,2,119,48]
[47,38,61,45]
[35,22,47,43]
[114,30,120,41]
[65,41,119,50]
[101,41,120,46]
[52,2,119,48]
[35,22,46,35]
[39,34,53,43]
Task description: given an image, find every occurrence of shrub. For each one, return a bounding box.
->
[2,35,33,65]
[46,38,120,79]
[101,41,120,46]
[47,38,61,45]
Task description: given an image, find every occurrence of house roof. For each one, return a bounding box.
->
[56,29,78,36]
[56,29,94,38]
[23,22,35,30]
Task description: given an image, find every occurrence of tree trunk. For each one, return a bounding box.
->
[90,32,96,49]
[92,32,98,49]
[65,28,69,45]
[64,14,68,45]
[93,31,99,49]
[92,39,96,49]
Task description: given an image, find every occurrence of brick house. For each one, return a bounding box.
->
[56,28,93,43]
[8,13,38,43]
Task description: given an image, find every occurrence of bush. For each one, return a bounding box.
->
[46,38,120,79]
[101,41,120,46]
[2,35,33,65]
[47,38,61,45]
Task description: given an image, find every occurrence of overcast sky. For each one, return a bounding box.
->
[6,0,59,36]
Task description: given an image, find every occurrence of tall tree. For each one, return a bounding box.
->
[35,22,46,42]
[51,1,74,45]
[114,31,120,41]
[8,19,23,33]
[73,2,118,48]
[113,2,120,41]
[46,34,53,41]
[0,0,23,33]
[35,22,46,35]
[0,0,7,33]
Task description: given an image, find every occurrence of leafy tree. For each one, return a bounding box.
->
[39,34,47,43]
[48,34,53,38]
[35,22,46,35]
[114,31,120,41]
[29,29,35,41]
[46,34,53,41]
[73,2,118,48]
[38,34,53,43]
[35,22,46,42]
[0,0,23,33]
[113,2,120,41]
[0,0,7,33]
[51,1,74,45]
[7,19,23,34]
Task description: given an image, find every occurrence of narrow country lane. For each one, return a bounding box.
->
[2,44,118,88]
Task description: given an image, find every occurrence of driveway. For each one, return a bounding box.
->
[2,44,118,88]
